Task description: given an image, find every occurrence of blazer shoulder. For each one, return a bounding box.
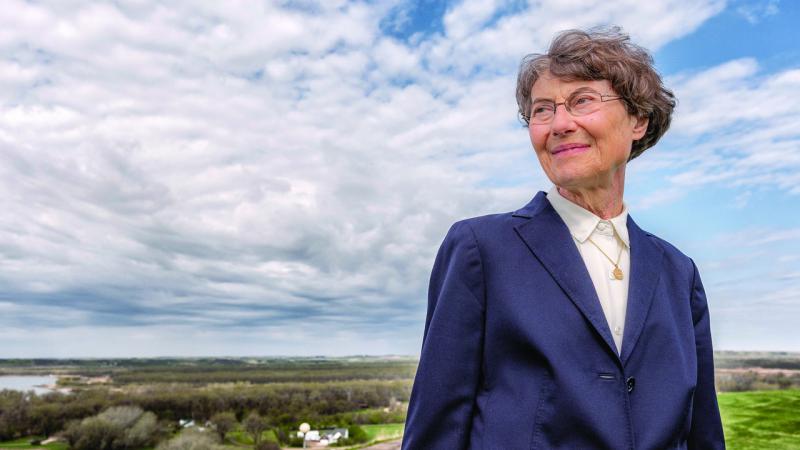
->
[644,231,688,257]
[451,210,527,240]
[637,227,696,272]
[451,191,548,237]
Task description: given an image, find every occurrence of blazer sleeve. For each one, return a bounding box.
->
[687,260,726,449]
[402,221,486,450]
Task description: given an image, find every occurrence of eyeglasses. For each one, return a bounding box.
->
[525,90,623,125]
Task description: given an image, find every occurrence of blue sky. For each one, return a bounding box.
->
[0,0,797,357]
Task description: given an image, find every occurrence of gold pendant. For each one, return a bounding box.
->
[613,267,624,280]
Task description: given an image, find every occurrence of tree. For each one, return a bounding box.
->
[98,406,142,427]
[62,416,123,450]
[156,428,226,450]
[29,403,63,437]
[244,411,268,446]
[122,411,158,448]
[210,411,237,443]
[0,390,29,440]
[60,406,159,450]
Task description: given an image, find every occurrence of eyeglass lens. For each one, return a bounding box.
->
[529,91,607,124]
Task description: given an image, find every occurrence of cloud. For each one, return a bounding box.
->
[678,224,800,352]
[1,0,774,356]
[423,0,725,78]
[442,0,502,40]
[735,0,779,24]
[630,58,800,209]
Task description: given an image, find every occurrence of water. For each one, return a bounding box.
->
[0,375,62,395]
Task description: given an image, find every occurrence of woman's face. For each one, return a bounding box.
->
[528,73,648,191]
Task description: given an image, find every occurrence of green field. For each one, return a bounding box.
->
[362,423,404,441]
[0,436,68,449]
[719,389,800,450]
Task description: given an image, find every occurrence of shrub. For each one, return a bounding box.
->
[63,416,124,450]
[333,425,369,446]
[255,441,281,450]
[156,429,226,450]
[286,436,305,446]
[61,406,159,450]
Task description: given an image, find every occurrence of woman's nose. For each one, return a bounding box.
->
[550,103,577,136]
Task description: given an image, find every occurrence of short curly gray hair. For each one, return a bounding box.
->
[516,27,676,160]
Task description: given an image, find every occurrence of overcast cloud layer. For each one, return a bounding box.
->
[1,0,797,356]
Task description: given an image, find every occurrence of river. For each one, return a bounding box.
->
[0,375,65,395]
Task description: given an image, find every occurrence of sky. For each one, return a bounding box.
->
[0,0,798,357]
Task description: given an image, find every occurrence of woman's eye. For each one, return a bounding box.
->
[572,95,596,105]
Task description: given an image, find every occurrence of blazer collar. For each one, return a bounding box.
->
[619,215,664,365]
[513,192,664,365]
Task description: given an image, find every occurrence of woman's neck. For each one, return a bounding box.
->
[557,183,625,219]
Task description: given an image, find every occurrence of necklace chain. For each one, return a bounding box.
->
[586,235,625,280]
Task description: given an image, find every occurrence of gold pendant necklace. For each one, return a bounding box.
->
[587,236,624,280]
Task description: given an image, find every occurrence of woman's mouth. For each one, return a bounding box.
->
[551,143,590,156]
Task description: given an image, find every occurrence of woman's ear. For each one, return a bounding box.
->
[632,116,649,140]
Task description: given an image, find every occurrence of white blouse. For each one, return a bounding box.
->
[547,186,631,355]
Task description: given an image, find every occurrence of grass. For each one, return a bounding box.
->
[0,436,68,449]
[719,389,800,450]
[361,423,404,441]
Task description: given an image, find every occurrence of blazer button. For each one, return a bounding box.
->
[626,377,636,393]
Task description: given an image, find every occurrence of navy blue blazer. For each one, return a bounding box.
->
[402,192,724,450]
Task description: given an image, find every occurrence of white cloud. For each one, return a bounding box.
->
[736,0,779,24]
[443,0,501,40]
[630,58,800,208]
[424,0,725,77]
[10,0,790,356]
[373,37,420,77]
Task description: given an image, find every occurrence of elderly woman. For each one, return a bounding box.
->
[402,28,725,450]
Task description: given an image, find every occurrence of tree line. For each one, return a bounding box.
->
[0,379,411,443]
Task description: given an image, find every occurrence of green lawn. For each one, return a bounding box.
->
[361,423,404,441]
[0,436,68,449]
[719,389,800,450]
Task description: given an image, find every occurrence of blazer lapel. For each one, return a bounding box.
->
[513,192,619,358]
[619,216,664,364]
